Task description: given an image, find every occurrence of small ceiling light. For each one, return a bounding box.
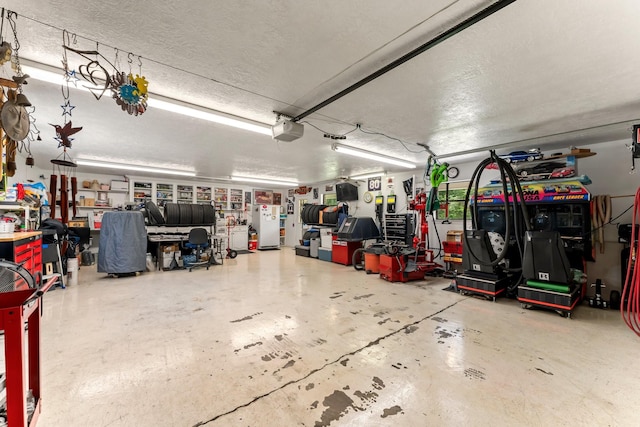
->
[331,143,416,169]
[76,159,196,177]
[230,176,298,187]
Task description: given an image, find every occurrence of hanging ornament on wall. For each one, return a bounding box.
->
[111,54,148,116]
[50,121,82,148]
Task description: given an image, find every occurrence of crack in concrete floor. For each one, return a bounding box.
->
[192,298,465,426]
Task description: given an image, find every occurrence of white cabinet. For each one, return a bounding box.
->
[214,187,228,209]
[132,181,152,204]
[229,225,248,251]
[177,185,194,204]
[155,183,174,207]
[229,188,243,210]
[196,186,212,204]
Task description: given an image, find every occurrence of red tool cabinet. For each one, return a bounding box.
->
[0,232,43,289]
[0,276,55,427]
[331,240,362,266]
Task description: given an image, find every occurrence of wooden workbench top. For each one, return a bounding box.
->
[0,231,42,242]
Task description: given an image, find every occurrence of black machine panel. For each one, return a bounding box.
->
[522,231,572,283]
[462,229,498,274]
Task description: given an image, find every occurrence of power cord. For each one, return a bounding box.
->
[621,187,640,336]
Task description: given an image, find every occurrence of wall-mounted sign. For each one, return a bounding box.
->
[368,176,382,191]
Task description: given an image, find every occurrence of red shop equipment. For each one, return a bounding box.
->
[0,268,55,426]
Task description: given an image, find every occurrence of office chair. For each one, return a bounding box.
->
[185,228,211,272]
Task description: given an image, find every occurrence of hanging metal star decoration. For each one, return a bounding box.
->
[50,121,82,148]
[65,69,80,87]
[61,100,75,117]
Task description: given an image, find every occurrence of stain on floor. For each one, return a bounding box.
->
[464,367,486,380]
[315,390,357,427]
[230,312,262,323]
[381,405,403,418]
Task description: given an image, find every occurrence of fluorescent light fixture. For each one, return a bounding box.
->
[21,60,272,136]
[147,98,271,135]
[331,143,416,169]
[230,176,298,187]
[76,160,196,177]
[350,172,386,180]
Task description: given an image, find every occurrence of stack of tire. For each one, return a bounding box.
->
[145,202,216,225]
[301,204,340,226]
[301,204,326,225]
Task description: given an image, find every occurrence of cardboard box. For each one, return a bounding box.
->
[84,198,95,207]
[68,219,89,227]
[446,230,463,242]
[162,243,179,253]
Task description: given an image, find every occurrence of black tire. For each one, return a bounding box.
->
[202,205,215,224]
[146,201,165,225]
[312,205,324,224]
[192,204,204,225]
[164,203,180,225]
[227,249,238,259]
[352,248,365,271]
[303,204,312,224]
[178,203,192,225]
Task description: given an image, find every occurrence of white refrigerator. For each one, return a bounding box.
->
[252,204,280,249]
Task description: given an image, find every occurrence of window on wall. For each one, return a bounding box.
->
[436,182,469,221]
[322,193,338,206]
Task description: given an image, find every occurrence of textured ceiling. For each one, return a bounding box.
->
[1,0,640,183]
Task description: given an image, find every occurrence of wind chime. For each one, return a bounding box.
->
[0,10,33,181]
[49,30,81,224]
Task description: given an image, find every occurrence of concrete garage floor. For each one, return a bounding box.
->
[32,249,640,426]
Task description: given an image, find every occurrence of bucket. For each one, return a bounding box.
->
[0,222,14,234]
[67,258,79,286]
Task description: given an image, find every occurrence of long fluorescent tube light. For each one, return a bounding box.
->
[76,160,196,177]
[230,176,298,187]
[21,61,272,136]
[332,143,416,169]
[350,172,386,180]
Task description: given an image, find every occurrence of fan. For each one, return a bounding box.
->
[0,259,38,293]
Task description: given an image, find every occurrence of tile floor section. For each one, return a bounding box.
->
[18,249,640,426]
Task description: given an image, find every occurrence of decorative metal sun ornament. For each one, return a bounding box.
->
[111,70,148,116]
